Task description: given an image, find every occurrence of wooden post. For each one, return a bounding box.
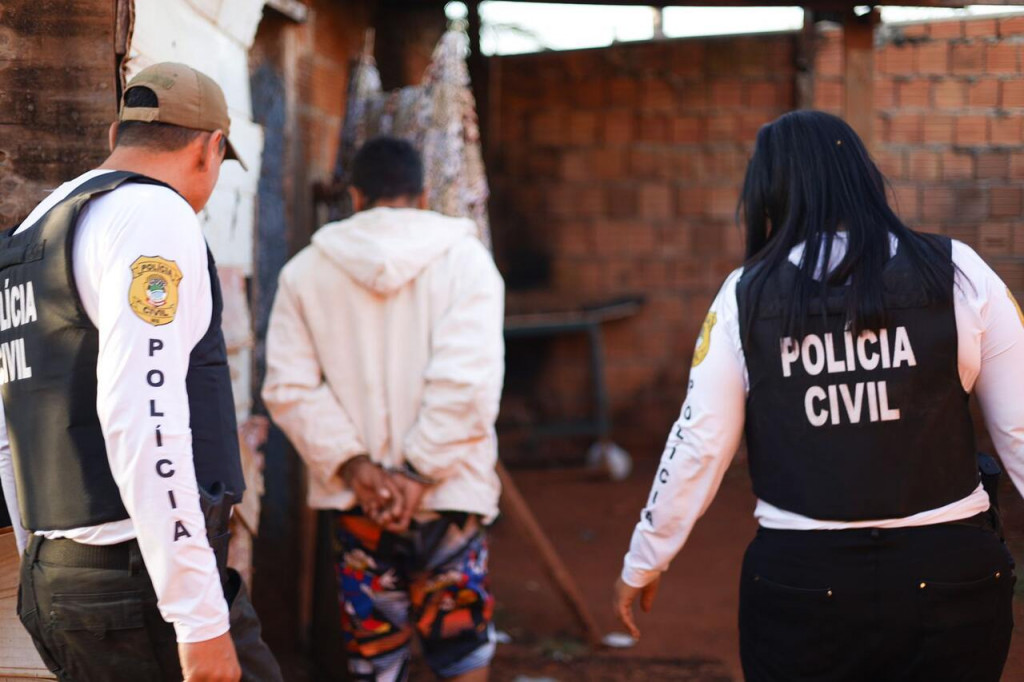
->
[796,10,818,110]
[496,463,605,647]
[842,8,880,149]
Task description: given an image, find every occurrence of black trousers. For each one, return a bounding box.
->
[739,519,1015,682]
[17,536,283,682]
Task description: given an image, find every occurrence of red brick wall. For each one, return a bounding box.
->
[489,35,797,462]
[814,15,1024,292]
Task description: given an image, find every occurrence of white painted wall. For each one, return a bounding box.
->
[127,0,267,418]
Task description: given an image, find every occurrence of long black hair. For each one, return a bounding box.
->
[739,110,954,335]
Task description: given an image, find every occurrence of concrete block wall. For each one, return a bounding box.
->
[490,34,798,460]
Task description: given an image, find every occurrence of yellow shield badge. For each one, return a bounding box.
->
[692,311,717,367]
[129,256,183,326]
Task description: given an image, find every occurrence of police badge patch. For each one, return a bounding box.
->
[129,256,182,326]
[692,311,717,367]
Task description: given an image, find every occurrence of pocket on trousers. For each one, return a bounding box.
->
[17,590,64,675]
[917,570,1014,667]
[746,574,838,678]
[49,591,164,682]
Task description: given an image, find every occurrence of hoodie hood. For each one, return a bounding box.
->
[312,207,478,294]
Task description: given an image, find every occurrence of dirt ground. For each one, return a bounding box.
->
[485,459,1024,681]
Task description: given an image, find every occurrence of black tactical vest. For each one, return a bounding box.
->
[0,171,245,531]
[736,235,977,521]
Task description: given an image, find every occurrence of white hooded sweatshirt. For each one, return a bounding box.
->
[262,208,505,521]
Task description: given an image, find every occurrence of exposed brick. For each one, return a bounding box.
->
[567,111,600,146]
[898,79,931,108]
[643,78,677,110]
[875,79,896,109]
[677,187,707,218]
[603,110,635,145]
[572,79,606,108]
[923,114,955,144]
[942,151,974,180]
[638,114,672,144]
[986,43,1019,74]
[1002,80,1024,108]
[953,186,989,223]
[639,184,673,221]
[875,150,906,179]
[815,79,844,111]
[976,151,1010,179]
[991,188,1022,218]
[606,185,637,219]
[908,150,941,180]
[608,77,638,107]
[710,79,745,108]
[1014,225,1024,256]
[916,42,949,76]
[1000,15,1024,37]
[576,186,605,217]
[630,148,672,179]
[964,18,998,38]
[669,41,705,77]
[708,187,737,220]
[979,223,1014,255]
[951,43,986,75]
[748,81,784,109]
[902,23,930,39]
[738,113,767,143]
[1011,151,1024,178]
[816,37,842,76]
[881,45,916,75]
[944,224,980,246]
[529,110,568,146]
[930,21,964,40]
[968,79,999,108]
[554,221,595,257]
[590,148,626,180]
[890,183,921,221]
[887,113,924,144]
[706,114,740,142]
[922,186,956,222]
[558,150,588,181]
[990,115,1022,146]
[669,116,701,144]
[955,115,988,146]
[932,80,966,109]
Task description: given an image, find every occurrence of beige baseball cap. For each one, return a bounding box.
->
[120,62,247,170]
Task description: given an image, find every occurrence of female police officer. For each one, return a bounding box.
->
[614,110,1024,681]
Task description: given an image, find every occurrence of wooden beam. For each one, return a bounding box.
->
[384,0,1016,6]
[496,463,605,648]
[843,8,879,149]
[796,10,818,110]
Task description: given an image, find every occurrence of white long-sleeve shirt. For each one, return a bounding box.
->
[0,170,229,643]
[622,235,1024,588]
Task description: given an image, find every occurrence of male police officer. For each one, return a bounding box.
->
[0,64,280,681]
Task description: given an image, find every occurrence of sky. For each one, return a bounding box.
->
[443,2,1024,55]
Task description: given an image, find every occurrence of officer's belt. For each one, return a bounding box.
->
[30,535,137,570]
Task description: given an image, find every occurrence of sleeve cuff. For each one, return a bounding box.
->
[621,564,661,589]
[173,616,231,644]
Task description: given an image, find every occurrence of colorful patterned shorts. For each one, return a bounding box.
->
[334,511,495,681]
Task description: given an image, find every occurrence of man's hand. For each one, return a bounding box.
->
[179,631,241,682]
[380,473,428,534]
[341,456,404,524]
[613,575,660,640]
